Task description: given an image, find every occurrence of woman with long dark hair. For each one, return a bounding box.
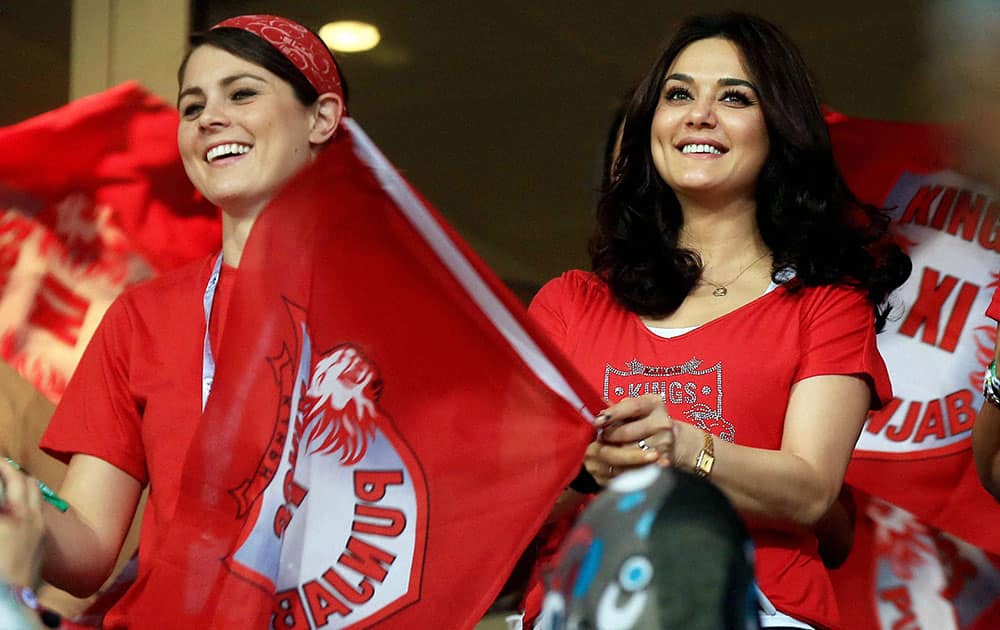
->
[530,12,909,629]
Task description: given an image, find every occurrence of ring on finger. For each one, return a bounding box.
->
[608,464,615,476]
[637,439,651,452]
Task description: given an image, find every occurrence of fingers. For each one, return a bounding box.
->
[0,461,46,590]
[582,442,613,486]
[597,394,673,443]
[584,440,660,486]
[596,393,664,427]
[0,461,41,516]
[594,442,660,468]
[636,429,675,466]
[0,460,24,513]
[598,396,674,447]
[24,471,41,513]
[601,415,673,444]
[601,425,674,456]
[585,396,683,487]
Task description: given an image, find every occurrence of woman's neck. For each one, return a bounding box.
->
[677,198,768,267]
[221,211,258,268]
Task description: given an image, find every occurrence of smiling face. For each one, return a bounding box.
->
[650,37,769,207]
[177,45,320,218]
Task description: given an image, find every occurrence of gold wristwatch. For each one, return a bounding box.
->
[694,431,715,478]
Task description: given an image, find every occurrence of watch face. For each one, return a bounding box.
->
[696,451,715,477]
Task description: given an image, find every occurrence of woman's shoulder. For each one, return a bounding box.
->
[531,269,617,316]
[529,270,624,349]
[118,256,216,308]
[99,256,217,334]
[84,256,217,351]
[779,282,874,329]
[537,269,610,301]
[793,282,870,305]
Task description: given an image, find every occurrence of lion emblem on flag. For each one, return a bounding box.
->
[227,302,428,629]
[299,345,381,465]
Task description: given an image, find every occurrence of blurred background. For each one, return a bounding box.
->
[0,0,964,299]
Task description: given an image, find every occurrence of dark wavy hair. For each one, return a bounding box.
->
[177,27,350,107]
[590,12,910,329]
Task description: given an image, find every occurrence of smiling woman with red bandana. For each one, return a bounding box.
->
[28,15,350,628]
[529,12,911,630]
[175,16,346,267]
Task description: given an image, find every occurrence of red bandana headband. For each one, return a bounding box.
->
[213,15,345,104]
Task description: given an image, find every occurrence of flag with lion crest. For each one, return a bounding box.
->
[125,118,598,629]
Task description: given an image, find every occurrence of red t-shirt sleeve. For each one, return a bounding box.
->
[988,283,1000,322]
[40,295,148,483]
[527,272,579,350]
[794,286,892,409]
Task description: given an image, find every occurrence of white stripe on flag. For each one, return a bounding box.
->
[343,118,593,422]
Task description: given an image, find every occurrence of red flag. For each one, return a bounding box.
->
[0,82,220,401]
[103,119,597,628]
[826,112,1000,627]
[832,490,1000,630]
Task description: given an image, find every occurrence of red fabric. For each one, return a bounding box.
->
[823,110,957,202]
[831,488,1000,630]
[49,122,597,628]
[528,270,891,629]
[213,15,346,104]
[989,283,1000,322]
[0,82,220,402]
[209,263,237,357]
[824,111,1000,628]
[0,82,220,273]
[825,111,1000,554]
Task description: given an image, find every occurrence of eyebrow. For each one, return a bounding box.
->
[664,73,758,93]
[177,73,269,103]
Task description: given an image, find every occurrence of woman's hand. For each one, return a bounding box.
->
[0,460,45,589]
[584,394,678,485]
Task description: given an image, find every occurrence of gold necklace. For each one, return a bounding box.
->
[700,252,770,297]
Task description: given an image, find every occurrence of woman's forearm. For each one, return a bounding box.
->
[598,376,869,528]
[40,455,141,597]
[671,425,841,526]
[973,393,1000,500]
[41,503,120,597]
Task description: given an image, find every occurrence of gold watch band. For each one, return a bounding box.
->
[694,431,715,478]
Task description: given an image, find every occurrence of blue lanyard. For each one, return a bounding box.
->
[201,254,223,412]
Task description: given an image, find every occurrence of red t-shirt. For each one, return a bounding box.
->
[988,283,1000,322]
[40,255,234,628]
[528,270,892,630]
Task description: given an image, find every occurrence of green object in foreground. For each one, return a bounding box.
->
[2,457,69,513]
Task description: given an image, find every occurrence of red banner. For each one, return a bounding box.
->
[827,111,1000,628]
[833,490,1000,630]
[109,119,598,628]
[0,82,220,402]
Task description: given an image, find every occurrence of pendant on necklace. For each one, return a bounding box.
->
[712,287,728,297]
